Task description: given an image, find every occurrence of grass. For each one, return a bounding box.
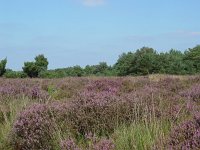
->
[0,76,199,149]
[113,120,171,150]
[0,98,32,150]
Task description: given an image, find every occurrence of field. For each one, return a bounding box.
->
[0,75,200,150]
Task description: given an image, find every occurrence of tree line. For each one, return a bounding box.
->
[0,45,200,78]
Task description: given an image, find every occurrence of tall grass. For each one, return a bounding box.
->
[113,120,171,150]
[0,98,32,149]
[0,76,200,149]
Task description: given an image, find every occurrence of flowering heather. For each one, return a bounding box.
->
[60,136,114,150]
[0,79,49,100]
[168,113,200,149]
[60,139,81,150]
[180,84,200,102]
[68,90,120,135]
[85,79,122,94]
[13,104,56,150]
[67,80,165,135]
[3,76,200,149]
[85,132,115,150]
[93,138,115,150]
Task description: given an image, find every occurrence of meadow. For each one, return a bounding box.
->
[0,75,200,150]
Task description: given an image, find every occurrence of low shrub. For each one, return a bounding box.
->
[180,84,200,102]
[13,104,57,150]
[3,71,27,78]
[168,113,200,149]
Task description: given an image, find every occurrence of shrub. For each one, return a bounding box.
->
[0,58,7,76]
[13,104,56,150]
[168,113,200,149]
[60,138,81,150]
[180,84,200,102]
[0,81,49,100]
[65,79,162,136]
[3,70,27,78]
[23,54,48,78]
[93,138,115,150]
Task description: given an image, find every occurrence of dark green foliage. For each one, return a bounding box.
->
[83,62,114,76]
[94,62,109,74]
[38,70,63,78]
[93,62,114,76]
[114,45,200,76]
[70,65,84,77]
[23,62,39,78]
[114,47,159,76]
[84,65,97,76]
[35,54,49,72]
[3,70,27,78]
[0,58,7,76]
[158,50,188,75]
[1,45,200,78]
[131,47,159,75]
[39,66,84,78]
[185,45,200,73]
[23,54,49,78]
[114,52,135,76]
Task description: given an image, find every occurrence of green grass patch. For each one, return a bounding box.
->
[113,120,171,150]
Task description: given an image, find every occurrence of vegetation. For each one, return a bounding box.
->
[0,58,7,76]
[3,69,27,78]
[22,54,48,78]
[0,75,200,149]
[114,46,200,76]
[1,45,200,78]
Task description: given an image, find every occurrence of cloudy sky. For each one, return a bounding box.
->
[0,0,200,70]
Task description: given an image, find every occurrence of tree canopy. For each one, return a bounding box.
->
[23,54,49,78]
[1,45,200,78]
[0,58,7,76]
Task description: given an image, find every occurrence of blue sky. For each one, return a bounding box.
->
[0,0,200,70]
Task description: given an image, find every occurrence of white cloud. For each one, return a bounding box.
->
[81,0,105,7]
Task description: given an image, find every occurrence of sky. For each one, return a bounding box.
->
[0,0,200,70]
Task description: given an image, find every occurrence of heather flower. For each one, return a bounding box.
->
[60,138,81,150]
[13,104,56,150]
[168,113,200,149]
[180,84,200,102]
[93,138,115,150]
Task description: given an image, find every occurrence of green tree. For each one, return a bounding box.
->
[94,62,110,75]
[23,62,39,78]
[0,58,7,76]
[166,49,188,74]
[35,54,49,72]
[114,52,135,76]
[23,54,48,78]
[71,65,84,77]
[84,65,96,76]
[185,45,200,73]
[114,47,159,76]
[131,47,158,75]
[3,69,27,78]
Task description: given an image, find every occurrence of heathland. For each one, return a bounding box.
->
[1,75,200,149]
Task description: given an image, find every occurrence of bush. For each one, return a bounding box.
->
[23,54,48,78]
[180,84,200,102]
[0,80,49,100]
[3,70,27,78]
[13,104,56,150]
[168,113,200,149]
[60,138,81,150]
[0,58,7,76]
[65,79,162,136]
